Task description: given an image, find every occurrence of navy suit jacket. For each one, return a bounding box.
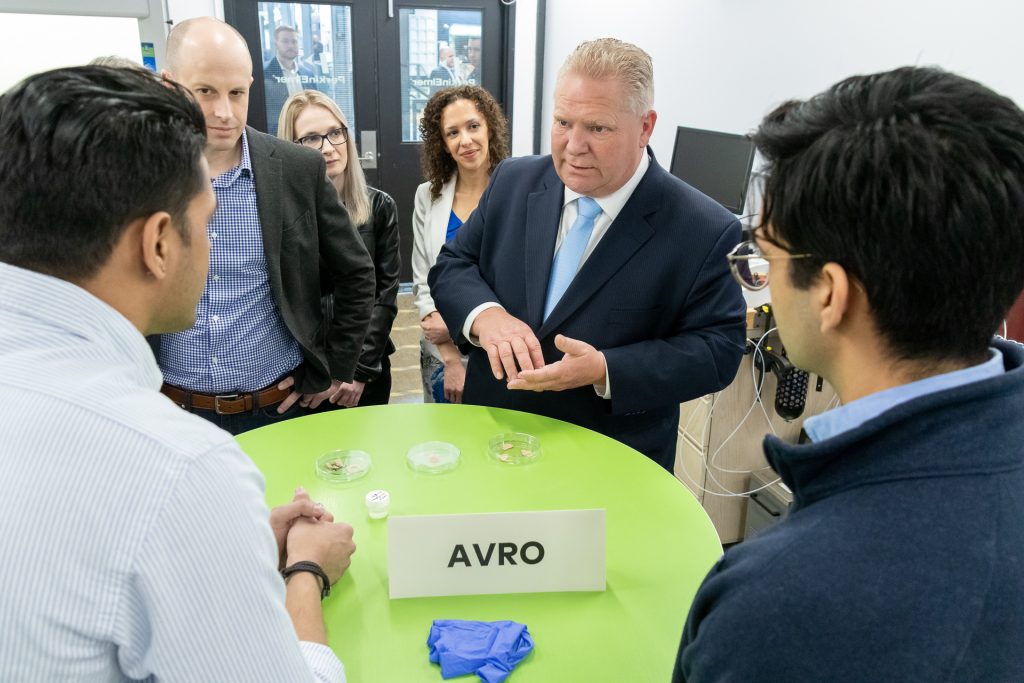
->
[429,152,746,467]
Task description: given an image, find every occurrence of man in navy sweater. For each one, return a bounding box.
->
[674,67,1024,681]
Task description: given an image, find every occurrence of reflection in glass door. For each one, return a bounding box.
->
[399,8,482,142]
[227,0,512,281]
[377,0,506,281]
[257,2,355,136]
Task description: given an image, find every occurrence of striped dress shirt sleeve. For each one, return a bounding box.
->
[113,441,346,682]
[0,263,344,682]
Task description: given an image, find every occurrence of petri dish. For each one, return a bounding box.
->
[487,432,542,465]
[406,441,460,474]
[315,449,372,483]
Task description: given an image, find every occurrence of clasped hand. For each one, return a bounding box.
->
[276,376,337,413]
[270,487,356,585]
[277,376,366,412]
[421,311,451,345]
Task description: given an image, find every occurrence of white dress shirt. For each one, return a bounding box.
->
[463,152,651,397]
[0,263,344,682]
[277,58,304,96]
[556,152,650,264]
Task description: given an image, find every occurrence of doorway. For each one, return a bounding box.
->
[224,0,515,282]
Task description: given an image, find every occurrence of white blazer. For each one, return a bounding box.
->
[412,176,456,361]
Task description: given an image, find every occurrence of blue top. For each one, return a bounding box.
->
[445,210,464,242]
[804,347,1004,441]
[158,130,304,392]
[676,337,1024,682]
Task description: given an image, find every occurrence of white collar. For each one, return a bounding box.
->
[563,150,650,221]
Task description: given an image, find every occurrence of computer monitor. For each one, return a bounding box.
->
[669,126,756,215]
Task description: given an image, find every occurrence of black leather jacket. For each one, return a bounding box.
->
[321,186,400,383]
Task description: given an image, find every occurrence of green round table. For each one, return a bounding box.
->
[237,404,722,682]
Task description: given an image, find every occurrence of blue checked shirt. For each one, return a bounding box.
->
[0,262,344,682]
[160,131,304,393]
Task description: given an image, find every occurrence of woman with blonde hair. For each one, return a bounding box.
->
[413,85,509,403]
[278,90,400,407]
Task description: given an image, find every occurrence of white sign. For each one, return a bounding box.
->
[387,509,606,599]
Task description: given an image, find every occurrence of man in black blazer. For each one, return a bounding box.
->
[429,38,746,470]
[157,17,374,434]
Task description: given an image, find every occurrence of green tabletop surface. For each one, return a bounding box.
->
[237,404,722,682]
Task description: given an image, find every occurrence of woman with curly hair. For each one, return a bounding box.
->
[412,85,509,403]
[278,90,400,408]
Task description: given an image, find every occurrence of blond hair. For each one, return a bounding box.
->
[277,90,371,226]
[557,38,654,115]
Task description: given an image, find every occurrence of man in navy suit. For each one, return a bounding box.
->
[429,38,746,470]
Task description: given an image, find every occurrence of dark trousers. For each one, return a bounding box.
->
[356,355,393,407]
[191,399,308,435]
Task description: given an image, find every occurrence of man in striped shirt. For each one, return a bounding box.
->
[0,66,352,681]
[155,17,376,434]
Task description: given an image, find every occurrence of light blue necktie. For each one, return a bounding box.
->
[543,196,602,320]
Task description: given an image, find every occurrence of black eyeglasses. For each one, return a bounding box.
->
[295,126,348,150]
[726,239,813,291]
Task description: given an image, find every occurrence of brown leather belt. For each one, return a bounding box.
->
[161,382,290,415]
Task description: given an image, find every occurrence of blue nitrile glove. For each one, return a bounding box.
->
[427,619,534,683]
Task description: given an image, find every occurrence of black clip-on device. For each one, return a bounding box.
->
[748,304,809,421]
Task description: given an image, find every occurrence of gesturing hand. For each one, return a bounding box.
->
[507,334,607,392]
[470,308,545,381]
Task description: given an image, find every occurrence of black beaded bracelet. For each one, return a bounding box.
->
[281,561,331,600]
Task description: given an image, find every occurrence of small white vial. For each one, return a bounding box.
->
[365,489,390,519]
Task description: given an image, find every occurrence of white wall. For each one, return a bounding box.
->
[0,12,141,92]
[12,0,1016,163]
[166,0,220,22]
[539,0,1024,160]
[510,0,538,155]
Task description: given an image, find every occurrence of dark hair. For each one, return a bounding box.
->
[419,85,509,200]
[754,66,1024,363]
[0,65,207,280]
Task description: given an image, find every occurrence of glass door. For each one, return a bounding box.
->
[254,3,358,137]
[377,0,507,279]
[225,0,512,281]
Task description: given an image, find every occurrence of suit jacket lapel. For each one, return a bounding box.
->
[537,160,663,337]
[246,128,284,292]
[524,169,564,329]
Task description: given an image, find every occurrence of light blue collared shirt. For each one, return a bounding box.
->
[0,263,343,682]
[160,130,304,393]
[804,348,1005,442]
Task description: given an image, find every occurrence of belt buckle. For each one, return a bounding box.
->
[214,393,241,415]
